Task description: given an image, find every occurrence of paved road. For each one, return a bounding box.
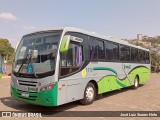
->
[0,74,160,119]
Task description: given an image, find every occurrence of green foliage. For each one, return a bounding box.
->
[150,51,160,72]
[0,38,15,63]
[142,36,160,44]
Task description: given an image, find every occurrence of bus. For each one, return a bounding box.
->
[11,27,150,106]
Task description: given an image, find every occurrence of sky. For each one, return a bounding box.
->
[0,0,160,48]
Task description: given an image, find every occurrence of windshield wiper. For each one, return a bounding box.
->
[17,51,38,78]
[17,53,30,74]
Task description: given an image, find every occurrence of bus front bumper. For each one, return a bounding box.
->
[10,84,58,106]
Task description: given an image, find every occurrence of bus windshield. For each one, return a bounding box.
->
[13,32,61,78]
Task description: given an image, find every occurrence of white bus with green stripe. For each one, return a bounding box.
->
[11,27,150,106]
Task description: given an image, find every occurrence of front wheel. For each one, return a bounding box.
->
[80,82,96,105]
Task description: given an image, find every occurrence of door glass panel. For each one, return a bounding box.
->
[60,42,83,76]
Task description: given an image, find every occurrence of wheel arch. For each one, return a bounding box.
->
[88,80,98,96]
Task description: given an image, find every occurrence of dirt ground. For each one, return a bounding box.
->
[0,73,160,120]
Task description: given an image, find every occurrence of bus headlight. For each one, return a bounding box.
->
[40,83,56,92]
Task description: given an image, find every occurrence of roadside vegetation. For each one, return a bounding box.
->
[0,38,15,63]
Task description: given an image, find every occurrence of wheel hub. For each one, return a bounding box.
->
[135,78,138,87]
[86,86,94,101]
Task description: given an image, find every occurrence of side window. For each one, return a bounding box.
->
[89,37,98,60]
[131,47,135,61]
[131,48,140,62]
[146,51,150,63]
[126,47,130,61]
[120,45,130,61]
[135,49,139,62]
[60,42,83,76]
[89,37,105,60]
[106,41,119,61]
[142,50,146,63]
[139,50,143,63]
[97,40,105,59]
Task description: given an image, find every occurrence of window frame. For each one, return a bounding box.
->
[59,37,84,78]
[59,31,150,64]
[105,40,120,62]
[88,37,105,61]
[119,44,131,62]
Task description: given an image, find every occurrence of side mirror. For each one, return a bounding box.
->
[60,35,71,53]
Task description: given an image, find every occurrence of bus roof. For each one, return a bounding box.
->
[24,27,149,51]
[63,27,149,51]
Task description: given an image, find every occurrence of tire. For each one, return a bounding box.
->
[132,76,139,89]
[80,82,96,105]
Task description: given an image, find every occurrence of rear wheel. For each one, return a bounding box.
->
[133,76,139,89]
[80,82,96,105]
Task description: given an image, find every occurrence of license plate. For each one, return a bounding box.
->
[28,87,38,92]
[21,93,29,97]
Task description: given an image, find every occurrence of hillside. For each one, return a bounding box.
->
[128,37,160,50]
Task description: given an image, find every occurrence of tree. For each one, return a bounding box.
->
[150,51,160,73]
[0,38,15,63]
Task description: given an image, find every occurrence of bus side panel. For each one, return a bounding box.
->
[57,78,89,106]
[57,62,150,105]
[93,62,126,94]
[97,63,151,93]
[126,64,150,86]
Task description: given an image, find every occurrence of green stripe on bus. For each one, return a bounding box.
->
[93,67,118,76]
[93,67,125,88]
[96,66,150,94]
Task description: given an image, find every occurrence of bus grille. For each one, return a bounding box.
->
[18,80,37,87]
[16,89,37,101]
